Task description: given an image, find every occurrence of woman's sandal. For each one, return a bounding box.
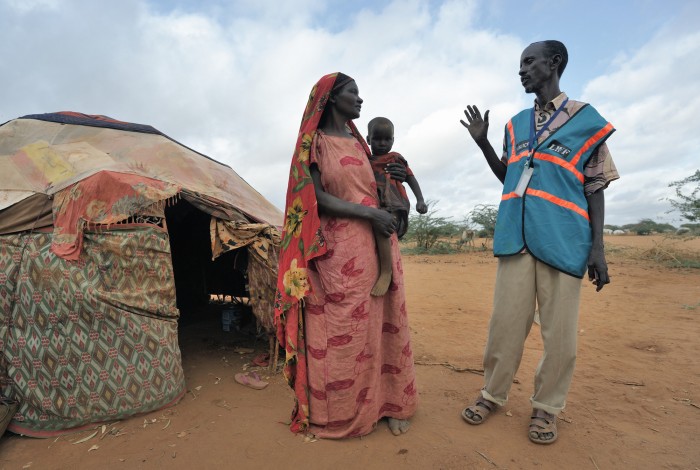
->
[528,408,558,444]
[234,371,269,390]
[461,397,498,425]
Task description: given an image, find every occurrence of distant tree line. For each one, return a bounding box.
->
[603,220,695,236]
[403,170,700,251]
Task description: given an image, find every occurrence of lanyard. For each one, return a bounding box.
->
[528,98,568,156]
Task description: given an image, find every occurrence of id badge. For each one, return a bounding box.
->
[514,164,533,197]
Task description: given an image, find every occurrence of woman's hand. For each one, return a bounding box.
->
[312,164,395,237]
[385,163,407,183]
[369,208,396,238]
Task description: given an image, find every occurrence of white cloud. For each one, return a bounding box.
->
[1,0,697,227]
[3,0,58,14]
[583,23,700,225]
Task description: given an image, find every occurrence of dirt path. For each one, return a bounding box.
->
[1,236,699,469]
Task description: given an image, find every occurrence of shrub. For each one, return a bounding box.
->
[404,200,457,250]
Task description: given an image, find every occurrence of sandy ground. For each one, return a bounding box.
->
[1,235,699,470]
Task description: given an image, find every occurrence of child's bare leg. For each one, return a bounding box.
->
[371,228,393,297]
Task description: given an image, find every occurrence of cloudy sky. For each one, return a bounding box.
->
[2,0,698,226]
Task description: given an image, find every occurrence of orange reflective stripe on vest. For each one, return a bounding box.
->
[533,152,584,183]
[508,151,529,165]
[506,121,530,165]
[507,120,516,158]
[570,122,614,166]
[525,188,590,221]
[501,190,589,220]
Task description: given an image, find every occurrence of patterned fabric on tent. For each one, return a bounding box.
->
[50,171,179,260]
[0,226,184,436]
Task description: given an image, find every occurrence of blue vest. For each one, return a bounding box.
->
[493,103,615,278]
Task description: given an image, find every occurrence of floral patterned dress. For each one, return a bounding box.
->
[302,131,417,438]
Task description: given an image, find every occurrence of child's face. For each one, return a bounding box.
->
[367,124,394,156]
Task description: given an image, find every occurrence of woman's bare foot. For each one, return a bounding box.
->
[387,418,410,435]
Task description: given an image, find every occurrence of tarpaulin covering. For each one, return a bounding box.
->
[0,113,282,227]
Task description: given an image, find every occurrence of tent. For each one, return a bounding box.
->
[0,112,283,437]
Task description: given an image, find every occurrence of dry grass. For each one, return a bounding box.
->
[608,235,700,269]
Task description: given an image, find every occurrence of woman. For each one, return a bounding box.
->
[275,73,417,438]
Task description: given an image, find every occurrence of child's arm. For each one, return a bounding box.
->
[406,174,427,214]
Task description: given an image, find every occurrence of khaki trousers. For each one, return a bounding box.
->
[480,253,582,415]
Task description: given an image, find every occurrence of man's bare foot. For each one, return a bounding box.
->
[387,418,410,435]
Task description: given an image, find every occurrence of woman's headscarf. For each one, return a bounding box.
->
[274,72,370,433]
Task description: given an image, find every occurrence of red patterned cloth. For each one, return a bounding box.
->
[368,152,413,204]
[275,73,417,437]
[51,171,179,260]
[369,152,413,238]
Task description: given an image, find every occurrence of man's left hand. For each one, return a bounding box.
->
[385,163,407,182]
[587,246,610,292]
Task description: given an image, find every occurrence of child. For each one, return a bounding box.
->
[366,117,427,295]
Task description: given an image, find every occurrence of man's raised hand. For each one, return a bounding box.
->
[461,105,490,145]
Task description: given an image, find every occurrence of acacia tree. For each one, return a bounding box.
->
[468,204,499,238]
[668,170,700,222]
[405,200,457,250]
[622,219,676,235]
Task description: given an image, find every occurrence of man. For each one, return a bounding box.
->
[460,40,618,444]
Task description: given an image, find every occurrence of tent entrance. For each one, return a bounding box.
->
[164,199,252,329]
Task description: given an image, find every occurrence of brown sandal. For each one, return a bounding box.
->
[461,397,497,425]
[528,408,558,444]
